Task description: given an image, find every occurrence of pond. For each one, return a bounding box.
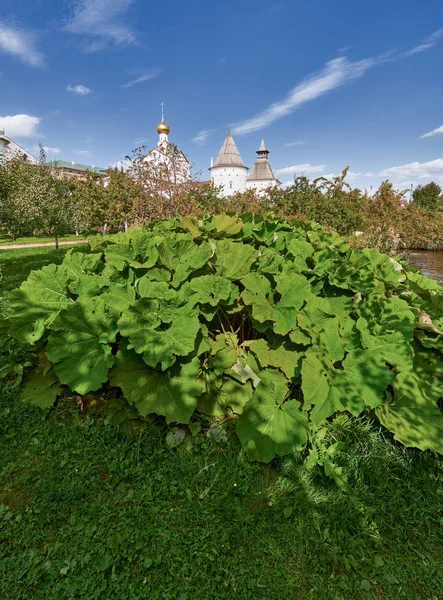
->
[403,250,443,284]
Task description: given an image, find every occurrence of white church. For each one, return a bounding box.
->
[210,130,280,197]
[143,110,280,197]
[142,106,191,184]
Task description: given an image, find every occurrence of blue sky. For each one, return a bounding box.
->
[1,0,443,193]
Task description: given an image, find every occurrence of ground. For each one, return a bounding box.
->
[0,233,82,246]
[1,247,443,600]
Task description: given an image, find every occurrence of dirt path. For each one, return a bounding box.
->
[0,240,88,250]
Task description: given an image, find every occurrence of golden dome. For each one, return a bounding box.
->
[157,119,170,134]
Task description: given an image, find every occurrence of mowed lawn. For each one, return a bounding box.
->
[0,233,83,246]
[1,247,443,600]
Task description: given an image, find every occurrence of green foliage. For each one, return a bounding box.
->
[0,152,75,242]
[412,181,443,212]
[6,215,443,468]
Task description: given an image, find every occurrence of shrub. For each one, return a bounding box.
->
[6,214,443,472]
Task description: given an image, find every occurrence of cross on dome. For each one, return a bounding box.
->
[157,102,170,135]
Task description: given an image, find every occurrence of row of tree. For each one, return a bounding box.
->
[1,145,443,251]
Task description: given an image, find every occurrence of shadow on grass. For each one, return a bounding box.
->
[0,247,88,299]
[1,393,442,600]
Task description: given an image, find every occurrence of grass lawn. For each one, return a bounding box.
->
[0,233,86,246]
[1,247,443,600]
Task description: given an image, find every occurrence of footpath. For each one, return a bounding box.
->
[0,240,88,250]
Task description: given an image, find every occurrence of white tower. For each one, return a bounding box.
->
[246,139,280,194]
[210,130,248,197]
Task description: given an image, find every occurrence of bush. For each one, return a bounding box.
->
[6,214,443,476]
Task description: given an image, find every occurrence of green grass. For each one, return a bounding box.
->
[0,233,86,246]
[1,247,443,600]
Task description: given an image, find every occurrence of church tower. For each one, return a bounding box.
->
[210,130,248,197]
[157,102,170,148]
[246,139,280,194]
[142,104,191,183]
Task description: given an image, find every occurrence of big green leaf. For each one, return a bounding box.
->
[9,264,71,343]
[46,297,117,395]
[62,250,102,281]
[206,214,244,236]
[68,274,110,298]
[249,338,303,379]
[117,299,160,350]
[128,228,159,267]
[141,314,201,370]
[101,282,136,321]
[214,240,258,280]
[21,354,61,409]
[197,370,253,416]
[273,272,312,334]
[302,349,395,424]
[241,271,311,335]
[104,243,137,271]
[361,248,405,287]
[356,297,416,371]
[237,369,309,462]
[286,239,314,272]
[110,343,201,423]
[158,237,212,286]
[376,372,443,453]
[118,299,200,370]
[297,296,346,361]
[241,272,274,324]
[189,274,234,306]
[137,277,175,300]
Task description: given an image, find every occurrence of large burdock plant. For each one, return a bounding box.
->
[6,214,443,475]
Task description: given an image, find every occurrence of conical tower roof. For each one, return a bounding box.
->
[247,138,279,182]
[210,130,247,169]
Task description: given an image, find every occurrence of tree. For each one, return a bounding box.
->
[104,167,139,231]
[71,171,111,235]
[360,181,405,253]
[269,167,365,235]
[412,182,443,212]
[0,147,74,247]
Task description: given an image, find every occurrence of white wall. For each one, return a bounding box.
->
[246,179,280,195]
[143,146,191,184]
[211,166,248,197]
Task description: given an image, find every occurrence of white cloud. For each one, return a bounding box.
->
[85,137,95,143]
[67,84,92,95]
[0,114,41,138]
[275,163,327,176]
[121,68,162,88]
[284,140,306,147]
[232,56,377,135]
[420,125,443,139]
[66,0,137,50]
[378,159,443,183]
[133,137,148,145]
[192,129,217,144]
[231,28,443,136]
[75,150,91,156]
[0,22,43,67]
[403,28,443,57]
[33,145,60,155]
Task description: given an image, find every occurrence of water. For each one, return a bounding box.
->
[403,250,443,284]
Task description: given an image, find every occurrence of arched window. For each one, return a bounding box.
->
[229,181,233,189]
